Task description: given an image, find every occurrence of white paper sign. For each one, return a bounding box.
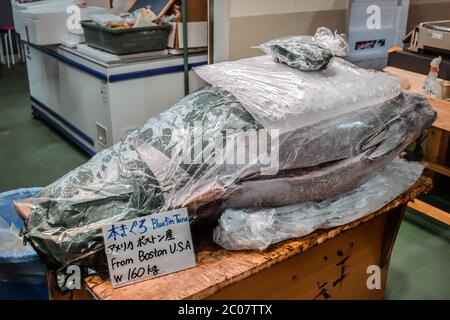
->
[102,208,196,288]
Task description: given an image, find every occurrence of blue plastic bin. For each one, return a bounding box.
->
[0,188,48,300]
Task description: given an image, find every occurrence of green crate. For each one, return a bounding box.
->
[81,21,172,55]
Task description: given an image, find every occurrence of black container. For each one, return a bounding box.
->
[81,21,172,55]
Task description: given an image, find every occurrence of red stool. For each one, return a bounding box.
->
[0,25,22,68]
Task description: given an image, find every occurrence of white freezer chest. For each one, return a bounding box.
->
[12,0,107,45]
[25,44,207,155]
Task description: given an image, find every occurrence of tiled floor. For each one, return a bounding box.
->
[385,210,449,299]
[0,64,88,191]
[0,64,449,299]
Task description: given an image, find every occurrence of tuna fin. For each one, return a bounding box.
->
[360,118,406,159]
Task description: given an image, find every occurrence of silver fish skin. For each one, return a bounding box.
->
[189,95,436,224]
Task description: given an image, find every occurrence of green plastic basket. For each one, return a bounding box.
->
[81,21,172,55]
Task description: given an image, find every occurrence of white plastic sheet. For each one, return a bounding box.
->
[22,46,434,287]
[214,158,424,251]
[194,55,401,133]
[0,220,34,254]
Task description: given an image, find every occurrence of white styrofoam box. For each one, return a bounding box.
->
[167,22,208,49]
[11,0,63,10]
[13,1,107,45]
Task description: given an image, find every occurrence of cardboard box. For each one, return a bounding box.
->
[167,21,207,49]
[185,0,207,22]
[166,0,208,49]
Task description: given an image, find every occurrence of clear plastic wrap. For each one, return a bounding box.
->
[214,158,424,251]
[194,55,401,133]
[22,87,435,278]
[23,87,262,273]
[22,52,435,287]
[313,27,348,56]
[258,27,348,71]
[0,223,34,254]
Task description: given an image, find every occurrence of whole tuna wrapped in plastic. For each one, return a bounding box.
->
[21,53,435,280]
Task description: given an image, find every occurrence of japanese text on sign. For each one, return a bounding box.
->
[102,208,196,288]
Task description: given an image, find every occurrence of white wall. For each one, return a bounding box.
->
[230,0,347,17]
[86,0,111,8]
[214,0,348,62]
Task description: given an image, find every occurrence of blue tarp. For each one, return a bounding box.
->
[0,188,48,300]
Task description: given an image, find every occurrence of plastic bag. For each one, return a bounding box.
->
[0,222,34,254]
[194,55,401,133]
[0,189,39,254]
[313,27,348,56]
[91,7,157,29]
[257,27,348,71]
[91,13,123,27]
[132,7,157,28]
[213,158,424,251]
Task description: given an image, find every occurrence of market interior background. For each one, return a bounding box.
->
[0,0,449,300]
